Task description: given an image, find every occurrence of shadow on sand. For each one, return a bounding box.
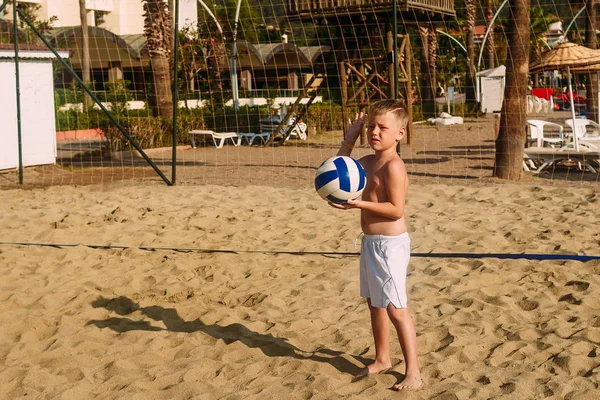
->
[87,296,377,377]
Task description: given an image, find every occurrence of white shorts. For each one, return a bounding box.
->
[360,233,411,309]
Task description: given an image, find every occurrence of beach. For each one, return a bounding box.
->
[1,119,599,398]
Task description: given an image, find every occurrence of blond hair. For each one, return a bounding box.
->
[368,99,408,128]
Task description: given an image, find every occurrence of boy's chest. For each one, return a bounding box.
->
[365,171,386,195]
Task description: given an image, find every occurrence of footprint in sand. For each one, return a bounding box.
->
[517,298,539,311]
[565,281,590,292]
[558,293,581,305]
[451,298,473,309]
[423,266,441,276]
[500,382,516,394]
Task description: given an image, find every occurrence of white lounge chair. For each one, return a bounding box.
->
[523,146,600,174]
[189,130,241,148]
[261,116,307,141]
[565,118,600,147]
[237,130,272,145]
[526,119,565,148]
[239,116,307,145]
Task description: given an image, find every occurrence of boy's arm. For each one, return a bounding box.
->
[333,159,407,220]
[337,113,366,157]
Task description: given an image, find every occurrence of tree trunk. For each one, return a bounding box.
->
[494,0,530,180]
[465,0,477,104]
[418,25,435,118]
[151,54,174,118]
[585,0,598,124]
[428,23,438,113]
[485,0,495,69]
[168,0,175,81]
[143,0,173,118]
[78,0,92,111]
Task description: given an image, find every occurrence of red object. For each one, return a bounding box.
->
[531,88,554,100]
[554,92,586,103]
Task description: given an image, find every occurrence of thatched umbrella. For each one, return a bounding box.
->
[530,42,600,150]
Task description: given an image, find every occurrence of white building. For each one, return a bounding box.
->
[1,0,198,35]
[476,65,506,113]
[0,44,69,170]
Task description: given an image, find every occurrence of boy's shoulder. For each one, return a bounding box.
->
[385,156,408,176]
[381,153,405,167]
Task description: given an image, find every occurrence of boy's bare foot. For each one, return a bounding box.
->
[392,374,423,391]
[353,360,392,381]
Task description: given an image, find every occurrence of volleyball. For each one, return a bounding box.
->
[314,156,367,204]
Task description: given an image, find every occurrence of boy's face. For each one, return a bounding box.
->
[366,111,405,151]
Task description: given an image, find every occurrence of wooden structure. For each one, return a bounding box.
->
[339,34,413,143]
[287,0,454,18]
[264,74,325,145]
[286,0,455,145]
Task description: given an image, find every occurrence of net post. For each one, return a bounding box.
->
[13,1,24,184]
[171,0,181,185]
[16,9,173,186]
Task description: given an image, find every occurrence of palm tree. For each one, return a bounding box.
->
[428,23,438,99]
[78,0,92,111]
[494,0,530,180]
[143,0,173,118]
[529,7,559,64]
[464,0,476,104]
[485,0,495,69]
[418,24,437,118]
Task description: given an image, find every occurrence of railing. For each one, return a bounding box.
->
[184,89,304,101]
[240,89,303,99]
[287,0,454,15]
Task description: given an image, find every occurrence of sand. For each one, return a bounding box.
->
[1,118,599,398]
[1,175,599,399]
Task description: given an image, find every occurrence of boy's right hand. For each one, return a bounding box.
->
[345,112,366,146]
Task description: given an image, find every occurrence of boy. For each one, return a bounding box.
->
[330,99,422,391]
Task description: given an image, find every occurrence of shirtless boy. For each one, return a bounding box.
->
[330,99,422,391]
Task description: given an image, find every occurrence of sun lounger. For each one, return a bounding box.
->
[565,118,600,148]
[189,130,241,149]
[237,131,272,145]
[261,117,308,142]
[523,147,600,174]
[526,119,565,148]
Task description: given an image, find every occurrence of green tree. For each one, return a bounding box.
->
[529,6,559,64]
[216,0,259,44]
[2,1,56,44]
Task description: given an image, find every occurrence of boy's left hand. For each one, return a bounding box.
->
[328,199,360,210]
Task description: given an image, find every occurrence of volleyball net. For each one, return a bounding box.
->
[1,0,599,189]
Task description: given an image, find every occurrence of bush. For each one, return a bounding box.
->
[305,102,343,134]
[193,106,262,133]
[54,82,84,107]
[104,114,206,151]
[55,109,110,131]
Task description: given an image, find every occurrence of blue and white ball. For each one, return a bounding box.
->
[314,156,367,204]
